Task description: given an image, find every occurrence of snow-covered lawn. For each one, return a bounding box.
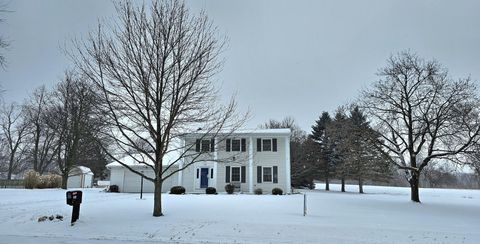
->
[0,184,479,244]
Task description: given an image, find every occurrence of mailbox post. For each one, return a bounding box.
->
[66,190,82,225]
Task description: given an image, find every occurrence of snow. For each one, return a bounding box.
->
[106,151,181,168]
[0,184,479,243]
[182,128,292,138]
[74,166,93,175]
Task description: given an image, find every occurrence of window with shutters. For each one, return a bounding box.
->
[263,167,272,182]
[231,167,241,182]
[226,138,246,152]
[257,138,277,152]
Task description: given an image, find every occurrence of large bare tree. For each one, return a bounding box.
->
[71,0,243,216]
[23,86,58,174]
[0,103,28,179]
[47,72,102,189]
[362,51,480,202]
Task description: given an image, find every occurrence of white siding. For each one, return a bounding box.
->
[182,133,290,194]
[67,175,82,188]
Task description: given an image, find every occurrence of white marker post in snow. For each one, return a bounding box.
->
[303,194,307,216]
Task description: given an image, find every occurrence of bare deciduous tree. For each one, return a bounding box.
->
[0,1,10,68]
[362,51,480,202]
[23,86,58,174]
[71,0,244,217]
[0,103,28,179]
[47,72,101,189]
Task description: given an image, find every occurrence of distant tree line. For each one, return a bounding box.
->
[264,51,480,200]
[263,106,394,194]
[0,72,109,188]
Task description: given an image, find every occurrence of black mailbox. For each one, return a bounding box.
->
[66,190,82,225]
[66,191,82,205]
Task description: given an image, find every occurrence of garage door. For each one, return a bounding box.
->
[122,169,178,193]
[123,170,155,193]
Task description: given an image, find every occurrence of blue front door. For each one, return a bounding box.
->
[200,168,209,188]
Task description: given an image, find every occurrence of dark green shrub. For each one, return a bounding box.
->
[225,184,235,194]
[254,188,263,195]
[272,188,283,195]
[170,186,185,194]
[109,185,119,192]
[205,187,217,194]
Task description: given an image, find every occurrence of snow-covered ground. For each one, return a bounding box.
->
[0,184,479,244]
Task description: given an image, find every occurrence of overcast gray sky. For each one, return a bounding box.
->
[1,0,480,132]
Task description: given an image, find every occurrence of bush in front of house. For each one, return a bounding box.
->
[205,187,217,194]
[272,188,283,195]
[24,170,40,189]
[109,185,119,192]
[225,183,235,194]
[254,188,263,195]
[170,186,186,194]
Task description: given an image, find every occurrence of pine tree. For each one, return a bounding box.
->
[342,106,392,193]
[325,109,349,192]
[310,112,334,190]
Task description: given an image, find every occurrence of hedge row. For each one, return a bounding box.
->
[24,170,62,189]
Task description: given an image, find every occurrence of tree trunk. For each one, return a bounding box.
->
[325,176,329,191]
[7,154,15,180]
[409,171,420,202]
[7,165,12,180]
[153,179,163,217]
[61,173,68,189]
[341,178,345,192]
[358,178,364,194]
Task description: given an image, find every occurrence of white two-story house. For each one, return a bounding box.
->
[107,128,291,194]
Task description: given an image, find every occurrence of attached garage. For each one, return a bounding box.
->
[107,153,179,193]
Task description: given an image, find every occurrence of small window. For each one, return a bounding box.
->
[201,140,210,152]
[231,139,241,151]
[226,138,246,152]
[262,139,272,151]
[231,167,241,182]
[263,167,272,182]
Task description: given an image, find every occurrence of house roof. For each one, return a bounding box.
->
[180,128,291,138]
[106,151,181,169]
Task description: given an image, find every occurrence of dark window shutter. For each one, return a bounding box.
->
[225,166,230,183]
[196,168,199,178]
[257,166,262,183]
[211,168,214,179]
[226,139,231,152]
[241,139,246,152]
[273,166,278,183]
[211,138,215,152]
[241,166,246,183]
[195,139,200,152]
[257,138,262,152]
[272,138,277,152]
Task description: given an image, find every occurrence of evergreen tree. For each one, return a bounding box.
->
[334,106,393,193]
[326,109,349,192]
[310,112,334,190]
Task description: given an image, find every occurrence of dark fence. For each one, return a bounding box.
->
[0,179,24,189]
